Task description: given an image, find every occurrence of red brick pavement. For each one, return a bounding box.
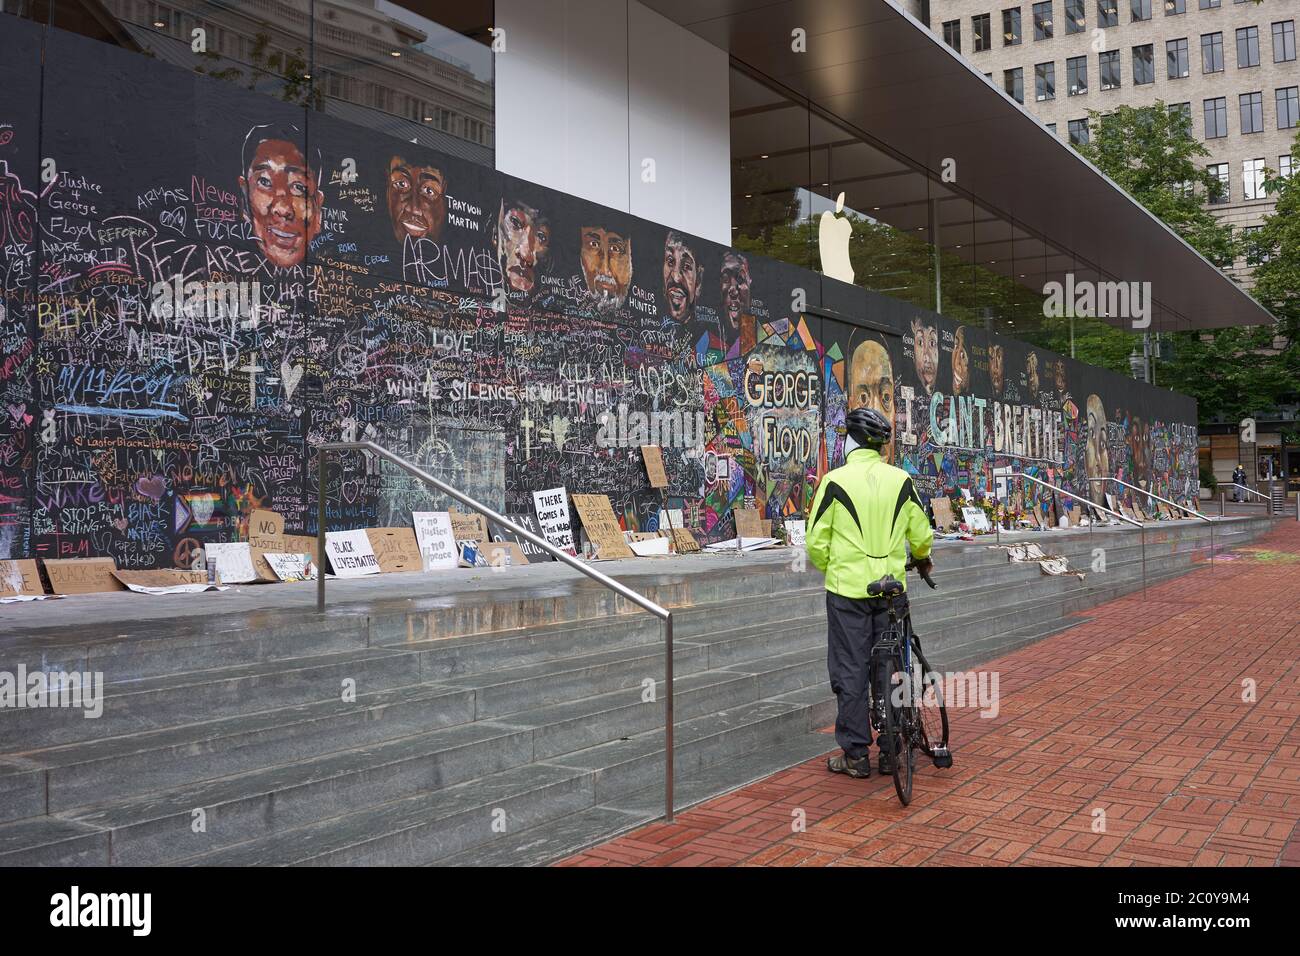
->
[558,522,1300,867]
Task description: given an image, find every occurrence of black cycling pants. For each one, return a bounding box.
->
[826,591,907,760]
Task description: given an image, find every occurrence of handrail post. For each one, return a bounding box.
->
[317,449,327,613]
[1219,491,1224,517]
[664,614,675,822]
[1141,524,1147,596]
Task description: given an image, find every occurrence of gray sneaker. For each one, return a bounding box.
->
[827,752,871,778]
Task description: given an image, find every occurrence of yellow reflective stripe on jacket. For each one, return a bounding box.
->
[805,448,934,598]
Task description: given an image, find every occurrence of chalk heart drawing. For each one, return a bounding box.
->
[158,207,187,234]
[135,475,166,501]
[281,361,305,400]
[7,403,30,426]
[190,496,215,526]
[113,517,128,532]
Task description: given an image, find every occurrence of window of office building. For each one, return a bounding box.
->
[944,19,962,52]
[1098,0,1119,27]
[1200,0,1220,8]
[1207,163,1229,203]
[1168,38,1190,78]
[1202,33,1224,74]
[1066,0,1087,32]
[1004,8,1023,45]
[1204,97,1228,138]
[974,14,993,51]
[1237,27,1261,68]
[1069,118,1090,144]
[1067,55,1089,94]
[1047,122,1058,134]
[1133,44,1155,84]
[1034,2,1054,39]
[1166,0,1185,13]
[1281,154,1296,178]
[1243,158,1266,199]
[1036,62,1057,100]
[1006,67,1026,102]
[1241,91,1264,133]
[1131,0,1151,21]
[1274,21,1297,63]
[1100,50,1122,89]
[1278,87,1300,128]
[1169,102,1193,134]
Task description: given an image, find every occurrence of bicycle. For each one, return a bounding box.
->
[867,558,953,806]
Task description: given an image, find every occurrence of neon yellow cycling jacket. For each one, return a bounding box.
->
[805,447,934,597]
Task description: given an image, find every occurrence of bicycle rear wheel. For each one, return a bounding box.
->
[882,654,914,805]
[911,636,950,760]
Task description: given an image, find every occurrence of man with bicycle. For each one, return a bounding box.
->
[806,407,934,779]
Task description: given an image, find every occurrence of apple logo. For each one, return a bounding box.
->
[818,191,855,285]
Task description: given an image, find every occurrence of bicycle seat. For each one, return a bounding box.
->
[866,575,904,598]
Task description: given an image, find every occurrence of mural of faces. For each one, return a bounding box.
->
[847,335,895,465]
[910,317,938,395]
[1053,358,1067,396]
[580,226,632,310]
[1026,351,1040,398]
[951,326,970,396]
[989,343,1005,398]
[663,231,702,323]
[1085,394,1110,503]
[239,125,323,269]
[387,155,447,244]
[1129,416,1150,482]
[719,251,751,331]
[496,197,551,294]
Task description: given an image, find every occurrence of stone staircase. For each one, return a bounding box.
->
[0,516,1274,866]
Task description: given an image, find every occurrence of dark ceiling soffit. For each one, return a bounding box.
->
[651,0,1274,331]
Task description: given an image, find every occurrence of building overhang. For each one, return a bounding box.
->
[642,0,1276,331]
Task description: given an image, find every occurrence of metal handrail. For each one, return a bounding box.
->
[1087,476,1212,523]
[315,440,678,821]
[1223,482,1270,502]
[1016,472,1141,528]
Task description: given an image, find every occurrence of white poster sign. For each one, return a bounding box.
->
[204,542,258,584]
[412,511,459,570]
[961,507,991,532]
[532,487,576,556]
[264,552,317,582]
[785,520,806,547]
[324,530,382,577]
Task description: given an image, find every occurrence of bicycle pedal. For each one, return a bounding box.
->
[930,745,953,769]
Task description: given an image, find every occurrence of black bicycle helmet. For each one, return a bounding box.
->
[845,407,892,448]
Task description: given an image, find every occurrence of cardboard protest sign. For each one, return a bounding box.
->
[961,507,991,532]
[488,513,554,563]
[668,528,700,554]
[412,512,459,570]
[734,508,764,539]
[931,497,957,531]
[533,487,576,556]
[247,509,285,581]
[112,570,214,593]
[481,541,527,568]
[365,527,423,573]
[572,494,634,560]
[43,558,123,595]
[785,520,806,547]
[449,510,490,544]
[324,530,382,577]
[263,553,317,582]
[628,537,670,557]
[0,560,44,597]
[204,542,259,584]
[283,534,319,557]
[640,445,668,488]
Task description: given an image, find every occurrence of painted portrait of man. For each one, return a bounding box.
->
[663,231,701,323]
[1026,351,1041,399]
[1085,393,1110,503]
[496,195,551,295]
[580,226,632,311]
[846,332,896,465]
[989,343,1005,398]
[238,124,323,269]
[720,251,756,356]
[387,155,447,245]
[951,325,970,396]
[1053,357,1067,396]
[910,316,938,396]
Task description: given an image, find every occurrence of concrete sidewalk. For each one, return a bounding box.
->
[557,523,1300,867]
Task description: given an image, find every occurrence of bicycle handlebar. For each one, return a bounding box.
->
[906,558,938,590]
